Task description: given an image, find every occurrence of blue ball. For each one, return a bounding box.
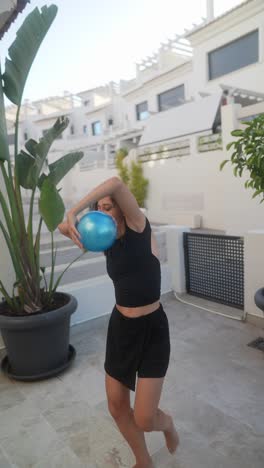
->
[77,211,117,252]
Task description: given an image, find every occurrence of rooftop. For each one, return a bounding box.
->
[186,0,257,39]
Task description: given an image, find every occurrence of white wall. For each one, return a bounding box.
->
[141,103,264,235]
[61,166,118,209]
[124,63,193,130]
[189,1,264,97]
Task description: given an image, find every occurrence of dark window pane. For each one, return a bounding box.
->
[136,101,149,120]
[83,124,88,134]
[92,121,102,136]
[208,30,259,80]
[158,85,185,112]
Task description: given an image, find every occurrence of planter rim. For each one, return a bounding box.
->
[0,292,77,330]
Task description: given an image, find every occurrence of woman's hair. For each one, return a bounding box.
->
[91,201,98,211]
[90,197,115,211]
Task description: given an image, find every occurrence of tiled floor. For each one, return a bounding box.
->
[0,294,263,467]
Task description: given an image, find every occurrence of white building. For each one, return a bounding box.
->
[5,0,264,230]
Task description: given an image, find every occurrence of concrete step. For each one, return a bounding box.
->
[45,256,107,287]
[40,227,168,287]
[40,246,102,268]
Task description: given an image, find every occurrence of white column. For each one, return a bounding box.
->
[104,143,109,169]
[163,225,190,294]
[221,103,241,149]
[244,230,264,318]
[206,0,214,21]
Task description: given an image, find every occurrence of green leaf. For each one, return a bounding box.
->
[226,141,235,151]
[25,138,38,156]
[39,178,65,232]
[36,116,68,163]
[48,151,84,186]
[3,5,58,105]
[252,189,263,199]
[15,150,36,189]
[219,160,229,171]
[16,117,69,190]
[38,173,48,189]
[233,166,239,177]
[231,129,244,137]
[0,63,10,162]
[240,120,252,126]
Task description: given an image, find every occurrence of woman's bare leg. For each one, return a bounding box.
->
[134,377,179,454]
[105,374,153,467]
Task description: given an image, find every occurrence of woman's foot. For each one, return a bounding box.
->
[132,458,154,467]
[164,417,179,454]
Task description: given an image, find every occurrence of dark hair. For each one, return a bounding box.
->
[89,201,98,211]
[91,197,115,211]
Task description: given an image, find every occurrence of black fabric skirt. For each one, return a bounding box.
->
[104,303,170,391]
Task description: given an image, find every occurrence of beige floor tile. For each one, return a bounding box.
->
[0,398,40,440]
[0,417,65,468]
[33,446,92,468]
[0,381,25,412]
[60,365,107,407]
[0,446,14,468]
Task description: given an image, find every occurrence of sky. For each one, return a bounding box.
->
[0,0,244,102]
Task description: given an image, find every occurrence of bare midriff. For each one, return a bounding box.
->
[116,300,160,318]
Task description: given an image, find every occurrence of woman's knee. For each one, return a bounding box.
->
[108,397,130,420]
[105,374,130,420]
[134,411,155,432]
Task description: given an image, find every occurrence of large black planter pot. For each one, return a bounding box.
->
[254,287,264,313]
[0,292,77,381]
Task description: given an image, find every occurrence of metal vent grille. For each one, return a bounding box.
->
[183,233,244,309]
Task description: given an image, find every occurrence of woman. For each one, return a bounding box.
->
[58,176,179,468]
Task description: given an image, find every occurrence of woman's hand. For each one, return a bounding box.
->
[58,221,71,239]
[66,211,83,249]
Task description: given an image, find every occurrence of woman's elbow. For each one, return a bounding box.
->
[111,176,123,191]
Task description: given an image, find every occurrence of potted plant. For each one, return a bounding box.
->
[0,4,85,381]
[220,113,264,315]
[115,147,149,210]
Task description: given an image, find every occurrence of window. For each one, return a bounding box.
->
[92,121,102,136]
[24,132,28,141]
[208,30,259,80]
[83,124,88,134]
[158,85,185,112]
[136,101,149,120]
[70,124,75,135]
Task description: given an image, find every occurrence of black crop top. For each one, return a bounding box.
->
[105,217,161,307]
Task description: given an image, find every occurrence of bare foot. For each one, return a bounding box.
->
[132,460,154,468]
[164,417,179,454]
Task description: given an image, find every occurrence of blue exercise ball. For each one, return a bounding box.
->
[77,211,117,252]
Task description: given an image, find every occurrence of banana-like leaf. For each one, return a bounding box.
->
[0,63,10,162]
[39,178,65,232]
[3,5,58,105]
[16,117,69,190]
[15,149,35,188]
[48,151,84,186]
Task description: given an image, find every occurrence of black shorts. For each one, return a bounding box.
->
[104,303,170,391]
